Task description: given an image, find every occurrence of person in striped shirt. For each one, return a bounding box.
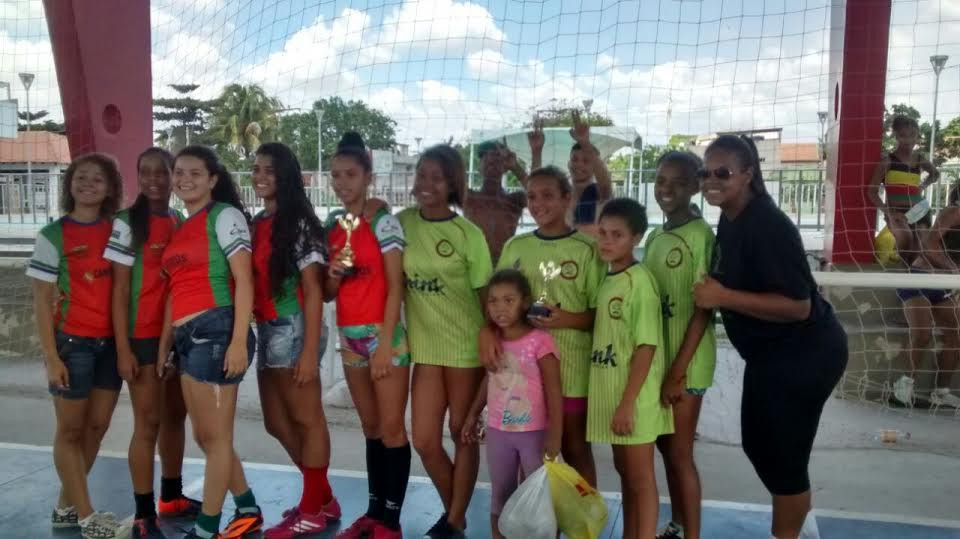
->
[643,151,716,539]
[590,198,673,539]
[398,145,493,539]
[323,133,409,539]
[246,143,338,539]
[481,165,605,487]
[103,147,198,539]
[28,153,127,539]
[158,146,262,539]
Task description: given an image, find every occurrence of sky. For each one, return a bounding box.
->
[0,0,958,149]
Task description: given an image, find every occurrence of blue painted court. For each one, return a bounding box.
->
[1,445,957,538]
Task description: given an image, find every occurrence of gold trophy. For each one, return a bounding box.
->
[335,213,360,277]
[529,261,561,317]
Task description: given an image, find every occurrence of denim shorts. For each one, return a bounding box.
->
[48,331,121,400]
[174,307,255,385]
[256,311,327,370]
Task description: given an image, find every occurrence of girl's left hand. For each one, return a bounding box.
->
[544,431,562,460]
[370,345,392,381]
[224,342,248,379]
[611,402,634,436]
[293,351,318,386]
[530,304,571,329]
[692,275,728,310]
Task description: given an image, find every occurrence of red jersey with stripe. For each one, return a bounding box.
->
[161,202,251,321]
[252,212,325,322]
[104,209,182,338]
[325,208,405,327]
[27,217,114,337]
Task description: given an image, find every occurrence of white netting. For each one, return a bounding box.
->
[0,0,958,453]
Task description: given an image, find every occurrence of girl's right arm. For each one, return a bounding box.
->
[111,263,138,382]
[33,279,67,388]
[662,308,711,406]
[157,296,174,379]
[462,374,489,445]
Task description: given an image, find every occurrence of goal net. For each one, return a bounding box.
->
[0,0,959,454]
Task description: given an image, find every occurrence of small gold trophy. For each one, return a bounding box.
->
[529,261,561,317]
[335,212,360,277]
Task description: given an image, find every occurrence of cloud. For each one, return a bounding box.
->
[377,0,506,58]
[0,30,61,119]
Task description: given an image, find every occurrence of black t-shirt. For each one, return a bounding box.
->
[573,183,599,225]
[710,195,836,360]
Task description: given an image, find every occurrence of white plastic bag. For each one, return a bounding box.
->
[498,466,557,539]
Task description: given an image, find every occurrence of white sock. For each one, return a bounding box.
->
[799,510,821,539]
[55,505,75,515]
[78,513,93,526]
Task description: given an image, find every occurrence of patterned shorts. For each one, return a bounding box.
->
[338,323,411,368]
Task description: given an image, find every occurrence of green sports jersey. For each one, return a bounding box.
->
[497,229,605,397]
[397,208,493,367]
[643,218,717,389]
[587,263,673,445]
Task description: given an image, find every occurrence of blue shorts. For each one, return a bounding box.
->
[896,267,955,305]
[48,331,121,400]
[174,307,255,385]
[256,312,326,370]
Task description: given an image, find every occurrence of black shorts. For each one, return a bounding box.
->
[740,320,848,495]
[130,337,161,366]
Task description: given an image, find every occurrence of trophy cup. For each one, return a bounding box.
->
[528,261,561,317]
[335,213,360,277]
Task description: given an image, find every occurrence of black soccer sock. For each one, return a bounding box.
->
[134,491,157,519]
[380,443,411,530]
[160,476,183,502]
[365,438,386,520]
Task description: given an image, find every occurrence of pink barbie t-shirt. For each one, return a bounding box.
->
[486,328,558,432]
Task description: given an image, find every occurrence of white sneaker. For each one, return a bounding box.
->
[931,388,960,408]
[79,512,126,539]
[893,375,915,407]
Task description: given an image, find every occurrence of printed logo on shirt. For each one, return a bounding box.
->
[666,247,683,268]
[590,343,618,367]
[110,230,122,240]
[560,260,579,280]
[229,222,246,237]
[435,239,454,257]
[66,245,89,257]
[607,297,623,320]
[149,242,168,253]
[163,254,188,271]
[405,274,445,294]
[83,267,111,282]
[378,218,402,237]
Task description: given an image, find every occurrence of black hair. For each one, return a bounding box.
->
[255,142,326,295]
[477,140,505,159]
[527,165,572,196]
[703,134,767,196]
[656,150,702,184]
[487,268,534,304]
[891,115,920,133]
[417,144,467,207]
[949,183,959,207]
[570,141,599,155]
[599,197,648,236]
[174,145,249,220]
[61,153,123,218]
[128,147,174,250]
[333,131,372,173]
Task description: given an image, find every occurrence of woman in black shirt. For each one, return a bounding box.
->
[692,135,847,539]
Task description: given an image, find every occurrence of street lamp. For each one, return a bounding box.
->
[817,111,828,163]
[929,55,949,162]
[314,108,325,175]
[582,99,594,115]
[19,73,34,190]
[0,81,10,100]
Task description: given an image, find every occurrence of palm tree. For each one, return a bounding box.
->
[208,84,282,160]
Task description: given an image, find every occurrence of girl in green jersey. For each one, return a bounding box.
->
[644,151,716,539]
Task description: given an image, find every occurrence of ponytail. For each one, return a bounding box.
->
[738,135,767,196]
[129,147,174,249]
[175,145,249,222]
[704,134,767,197]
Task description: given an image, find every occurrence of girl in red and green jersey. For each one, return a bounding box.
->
[158,146,262,539]
[249,143,340,539]
[104,147,199,538]
[398,144,493,538]
[481,166,605,488]
[28,153,127,539]
[324,133,410,539]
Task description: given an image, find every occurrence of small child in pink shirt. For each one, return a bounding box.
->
[463,269,563,539]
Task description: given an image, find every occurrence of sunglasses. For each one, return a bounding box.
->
[695,167,739,180]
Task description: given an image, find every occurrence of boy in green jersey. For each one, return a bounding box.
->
[643,151,716,539]
[590,198,672,539]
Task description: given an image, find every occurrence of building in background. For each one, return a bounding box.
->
[690,127,784,172]
[0,131,70,216]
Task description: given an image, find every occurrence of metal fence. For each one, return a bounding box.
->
[6,165,960,231]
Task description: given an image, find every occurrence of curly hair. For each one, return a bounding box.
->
[61,153,123,218]
[417,144,467,207]
[255,142,326,295]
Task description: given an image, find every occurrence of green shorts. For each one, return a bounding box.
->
[338,323,411,368]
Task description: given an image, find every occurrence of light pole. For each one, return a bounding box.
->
[315,107,325,204]
[19,73,34,200]
[929,55,949,162]
[817,111,828,163]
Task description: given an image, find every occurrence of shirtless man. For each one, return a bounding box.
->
[463,141,529,263]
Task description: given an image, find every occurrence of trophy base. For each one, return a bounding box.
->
[528,303,551,318]
[335,266,357,278]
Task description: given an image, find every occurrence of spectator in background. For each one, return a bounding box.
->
[463,141,528,264]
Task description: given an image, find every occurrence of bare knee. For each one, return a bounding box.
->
[380,419,407,447]
[192,426,229,453]
[57,423,85,445]
[86,419,112,445]
[413,430,443,459]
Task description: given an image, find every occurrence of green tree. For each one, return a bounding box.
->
[523,99,614,128]
[153,83,216,150]
[17,110,65,133]
[882,103,952,164]
[277,96,397,171]
[207,84,283,169]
